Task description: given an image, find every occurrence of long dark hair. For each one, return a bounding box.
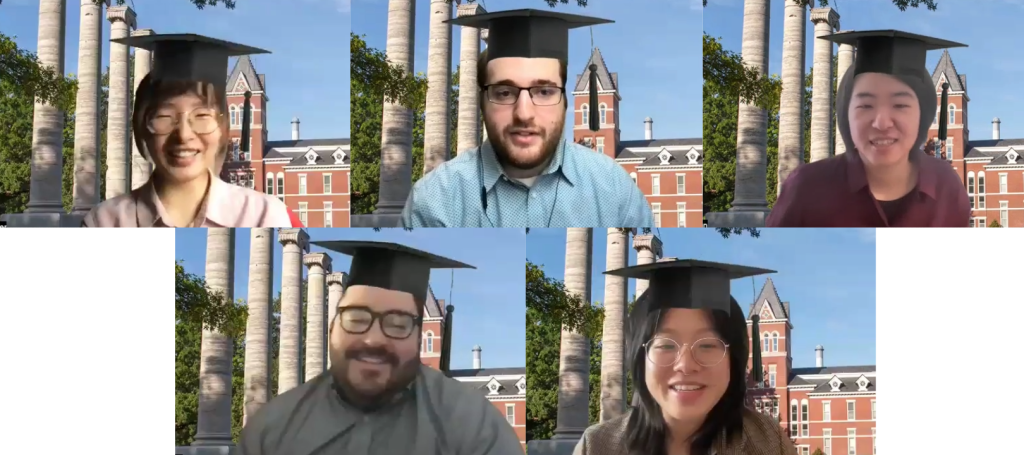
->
[623,296,750,455]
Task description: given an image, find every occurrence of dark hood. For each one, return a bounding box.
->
[835,65,937,156]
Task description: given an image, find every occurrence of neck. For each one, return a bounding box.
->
[153,171,211,226]
[864,156,916,201]
[664,415,701,455]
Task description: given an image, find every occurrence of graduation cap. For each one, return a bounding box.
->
[447,9,613,132]
[110,33,269,109]
[309,240,475,306]
[820,29,966,77]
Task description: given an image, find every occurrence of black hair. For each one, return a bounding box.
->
[623,296,750,455]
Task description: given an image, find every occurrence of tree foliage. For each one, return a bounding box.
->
[175,262,247,338]
[350,34,459,215]
[526,261,598,335]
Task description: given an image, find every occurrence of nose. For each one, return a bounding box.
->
[171,113,198,141]
[871,108,895,131]
[672,344,701,375]
[362,320,389,346]
[512,89,536,123]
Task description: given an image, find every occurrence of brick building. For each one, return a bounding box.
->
[418,288,526,451]
[570,49,704,228]
[219,56,351,227]
[746,279,876,455]
[928,51,1024,227]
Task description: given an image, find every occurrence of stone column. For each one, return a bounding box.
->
[480,28,489,144]
[131,28,155,188]
[243,228,274,427]
[375,0,415,215]
[776,1,806,195]
[278,228,309,393]
[193,228,235,447]
[632,234,663,298]
[834,43,854,155]
[809,8,839,163]
[24,0,68,215]
[304,252,332,381]
[456,3,485,154]
[423,0,453,174]
[105,5,136,199]
[326,271,347,369]
[70,0,108,215]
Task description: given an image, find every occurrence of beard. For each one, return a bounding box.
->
[329,343,421,412]
[485,115,564,172]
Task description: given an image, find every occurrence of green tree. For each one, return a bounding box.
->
[812,449,826,455]
[989,220,1001,228]
[702,0,938,107]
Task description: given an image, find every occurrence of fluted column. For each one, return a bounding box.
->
[70,0,108,214]
[599,228,631,422]
[456,3,485,153]
[105,5,136,199]
[304,252,331,381]
[632,234,663,298]
[835,43,854,155]
[810,8,839,163]
[423,0,453,174]
[243,228,274,427]
[193,228,235,447]
[24,0,68,214]
[375,0,416,214]
[729,0,770,211]
[776,1,806,194]
[131,28,155,188]
[278,228,309,393]
[326,271,347,369]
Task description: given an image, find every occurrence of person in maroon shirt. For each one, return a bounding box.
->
[767,30,971,228]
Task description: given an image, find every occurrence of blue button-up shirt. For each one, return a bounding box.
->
[400,138,654,228]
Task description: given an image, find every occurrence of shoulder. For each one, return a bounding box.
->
[920,156,963,190]
[217,184,292,227]
[738,408,791,452]
[84,190,140,227]
[579,411,631,449]
[790,155,846,186]
[245,374,324,433]
[414,150,480,191]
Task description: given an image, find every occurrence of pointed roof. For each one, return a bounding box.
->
[573,47,618,93]
[227,55,268,100]
[931,49,966,92]
[746,277,790,321]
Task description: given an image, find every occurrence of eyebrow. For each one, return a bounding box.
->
[491,79,561,87]
[658,327,717,338]
[854,91,915,100]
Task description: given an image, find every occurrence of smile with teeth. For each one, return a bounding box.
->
[170,149,200,157]
[870,139,897,146]
[356,355,388,365]
[671,384,705,392]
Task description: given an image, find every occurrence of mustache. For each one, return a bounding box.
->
[504,122,545,136]
[344,345,399,366]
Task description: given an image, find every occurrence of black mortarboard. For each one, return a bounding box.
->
[447,9,613,132]
[605,259,776,316]
[309,240,475,305]
[110,33,269,106]
[820,30,966,77]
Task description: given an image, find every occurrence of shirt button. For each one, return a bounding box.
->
[531,193,537,199]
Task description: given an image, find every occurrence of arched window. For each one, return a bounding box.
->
[581,104,589,126]
[967,171,976,210]
[599,103,607,125]
[771,332,779,352]
[948,104,956,125]
[229,105,239,127]
[265,172,274,195]
[762,332,770,352]
[276,172,284,197]
[977,172,986,209]
[424,330,435,353]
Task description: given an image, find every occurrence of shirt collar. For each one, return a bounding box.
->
[137,168,228,227]
[844,149,938,199]
[480,137,574,192]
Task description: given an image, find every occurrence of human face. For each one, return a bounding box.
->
[329,285,422,408]
[848,72,921,168]
[146,92,222,184]
[644,309,730,425]
[482,57,565,171]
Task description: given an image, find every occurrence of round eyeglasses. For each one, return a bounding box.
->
[147,107,222,135]
[483,84,565,106]
[643,337,730,367]
[337,306,422,340]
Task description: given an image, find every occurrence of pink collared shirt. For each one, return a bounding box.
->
[83,171,293,227]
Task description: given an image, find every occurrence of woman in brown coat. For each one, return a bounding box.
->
[572,292,797,455]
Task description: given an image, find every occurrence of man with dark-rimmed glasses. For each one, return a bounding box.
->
[239,241,522,455]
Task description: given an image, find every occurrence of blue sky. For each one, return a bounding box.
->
[1,0,351,139]
[526,228,877,369]
[705,0,1024,139]
[351,0,703,140]
[175,227,527,370]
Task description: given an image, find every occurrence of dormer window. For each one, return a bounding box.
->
[1008,149,1019,164]
[686,149,699,165]
[486,378,502,395]
[658,149,672,165]
[333,148,347,164]
[856,376,870,391]
[829,376,842,392]
[516,377,526,394]
[304,149,318,165]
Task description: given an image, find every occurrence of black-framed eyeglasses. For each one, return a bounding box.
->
[483,84,565,106]
[643,337,730,367]
[147,107,222,135]
[337,306,422,340]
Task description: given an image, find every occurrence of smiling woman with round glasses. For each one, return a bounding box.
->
[572,260,798,455]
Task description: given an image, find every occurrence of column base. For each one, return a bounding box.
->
[526,438,581,455]
[705,209,769,228]
[176,445,236,455]
[0,212,85,227]
[351,214,402,228]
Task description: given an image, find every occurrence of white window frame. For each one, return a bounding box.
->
[652,174,661,195]
[846,400,855,420]
[652,203,661,228]
[676,202,685,227]
[324,202,333,228]
[298,202,308,226]
[823,401,831,421]
[505,403,515,425]
[298,174,307,195]
[847,429,856,455]
[323,173,333,194]
[676,173,685,194]
[999,172,1008,194]
[1000,201,1009,227]
[596,137,604,155]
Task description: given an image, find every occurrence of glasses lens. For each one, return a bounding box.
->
[340,307,373,333]
[692,338,728,366]
[529,86,562,106]
[646,337,681,366]
[147,114,175,134]
[486,85,519,105]
[189,108,219,134]
[381,312,415,339]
